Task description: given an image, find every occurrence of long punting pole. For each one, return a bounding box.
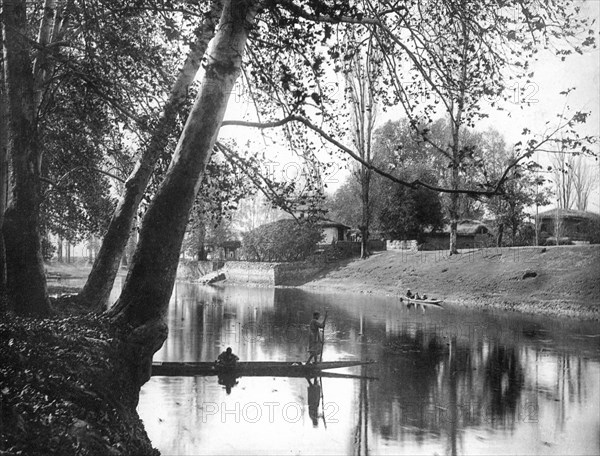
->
[319,310,328,363]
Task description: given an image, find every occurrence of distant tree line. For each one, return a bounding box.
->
[326,118,564,248]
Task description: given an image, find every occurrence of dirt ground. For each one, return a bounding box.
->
[302,245,600,320]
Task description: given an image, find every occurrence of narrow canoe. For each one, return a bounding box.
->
[401,297,444,307]
[151,360,374,377]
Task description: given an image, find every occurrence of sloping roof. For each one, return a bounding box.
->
[456,220,491,235]
[537,208,600,221]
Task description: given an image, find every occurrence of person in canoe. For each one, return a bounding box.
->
[306,311,327,364]
[406,289,414,299]
[216,347,239,368]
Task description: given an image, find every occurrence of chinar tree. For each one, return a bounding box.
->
[342,26,382,259]
[2,0,52,315]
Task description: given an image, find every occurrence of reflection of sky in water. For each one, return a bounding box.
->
[136,283,600,455]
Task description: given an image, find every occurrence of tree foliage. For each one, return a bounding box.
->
[477,129,552,246]
[241,219,323,262]
[325,178,363,230]
[378,182,444,242]
[181,156,254,260]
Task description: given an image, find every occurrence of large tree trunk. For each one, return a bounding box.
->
[448,172,460,255]
[496,222,504,247]
[509,202,518,246]
[108,0,258,330]
[78,1,222,310]
[57,237,63,262]
[32,0,58,111]
[1,0,50,316]
[124,217,138,264]
[360,171,370,259]
[448,106,462,256]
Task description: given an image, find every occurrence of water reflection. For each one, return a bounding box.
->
[138,283,600,455]
[306,377,321,426]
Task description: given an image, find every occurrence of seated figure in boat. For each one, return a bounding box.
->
[406,289,414,299]
[216,347,239,368]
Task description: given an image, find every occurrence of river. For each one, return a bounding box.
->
[135,283,600,455]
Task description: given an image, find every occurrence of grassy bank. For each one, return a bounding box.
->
[302,245,600,321]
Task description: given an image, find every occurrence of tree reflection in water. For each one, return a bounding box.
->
[484,346,524,425]
[369,328,526,453]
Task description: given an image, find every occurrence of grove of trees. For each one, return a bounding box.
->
[326,119,559,248]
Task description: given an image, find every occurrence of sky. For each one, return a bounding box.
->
[490,0,599,212]
[219,1,600,213]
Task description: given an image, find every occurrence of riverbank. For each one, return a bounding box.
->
[300,245,600,321]
[0,312,158,455]
[44,245,600,322]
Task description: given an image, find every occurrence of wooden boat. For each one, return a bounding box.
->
[401,296,444,307]
[151,360,374,378]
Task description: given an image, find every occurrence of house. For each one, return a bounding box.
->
[206,240,242,260]
[314,218,350,243]
[421,220,493,250]
[537,209,600,244]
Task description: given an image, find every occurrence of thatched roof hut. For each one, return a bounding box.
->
[537,208,600,222]
[537,209,600,244]
[421,220,492,250]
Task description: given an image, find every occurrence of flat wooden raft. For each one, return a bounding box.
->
[151,360,374,377]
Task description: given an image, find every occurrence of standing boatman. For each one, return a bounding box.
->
[306,311,327,364]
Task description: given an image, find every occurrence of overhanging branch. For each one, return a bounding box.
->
[42,165,125,198]
[221,115,507,196]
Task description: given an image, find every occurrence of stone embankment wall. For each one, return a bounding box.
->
[178,260,324,286]
[387,240,418,251]
[224,261,324,286]
[223,261,277,285]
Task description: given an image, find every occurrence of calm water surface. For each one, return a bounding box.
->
[135,283,600,455]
